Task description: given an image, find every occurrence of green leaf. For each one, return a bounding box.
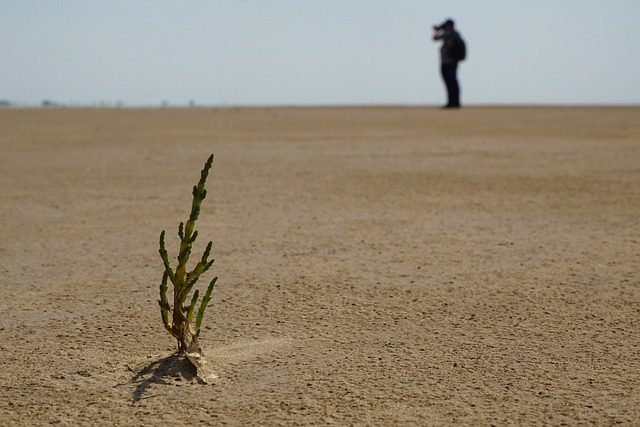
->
[159,270,172,332]
[195,277,217,333]
[187,289,200,322]
[203,241,212,260]
[158,231,175,284]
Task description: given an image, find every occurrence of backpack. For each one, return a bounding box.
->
[451,34,466,61]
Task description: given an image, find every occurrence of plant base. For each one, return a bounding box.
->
[184,339,218,384]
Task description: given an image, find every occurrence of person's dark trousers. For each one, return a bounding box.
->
[440,62,460,107]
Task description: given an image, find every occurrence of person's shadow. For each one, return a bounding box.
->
[129,353,199,401]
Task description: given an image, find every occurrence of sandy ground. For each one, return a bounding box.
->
[0,106,639,426]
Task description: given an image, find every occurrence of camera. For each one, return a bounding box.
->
[434,19,454,31]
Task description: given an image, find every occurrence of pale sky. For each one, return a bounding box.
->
[2,1,639,106]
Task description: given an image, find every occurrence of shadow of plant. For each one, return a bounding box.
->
[130,353,198,401]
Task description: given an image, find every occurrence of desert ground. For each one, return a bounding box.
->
[0,106,638,426]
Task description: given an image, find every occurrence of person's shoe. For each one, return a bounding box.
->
[441,104,461,109]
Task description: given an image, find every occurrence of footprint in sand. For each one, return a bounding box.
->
[191,337,292,383]
[208,337,292,365]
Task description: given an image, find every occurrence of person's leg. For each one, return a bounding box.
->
[440,63,460,107]
[449,62,460,107]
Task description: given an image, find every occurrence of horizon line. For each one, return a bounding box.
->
[2,102,639,110]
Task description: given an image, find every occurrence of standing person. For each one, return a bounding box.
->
[433,18,464,109]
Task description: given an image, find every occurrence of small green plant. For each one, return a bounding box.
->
[158,154,218,371]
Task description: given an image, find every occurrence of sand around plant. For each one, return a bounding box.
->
[0,106,638,425]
